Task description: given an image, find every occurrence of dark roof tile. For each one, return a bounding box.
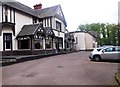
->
[1,1,39,17]
[38,5,59,18]
[17,23,41,37]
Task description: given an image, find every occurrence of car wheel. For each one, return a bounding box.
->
[94,56,101,62]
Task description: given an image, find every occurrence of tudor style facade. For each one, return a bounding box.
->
[0,1,67,56]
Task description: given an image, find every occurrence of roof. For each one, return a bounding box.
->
[38,5,67,27]
[17,23,42,37]
[1,1,67,26]
[1,0,39,17]
[38,5,59,18]
[70,31,99,38]
[87,31,99,38]
[17,24,55,37]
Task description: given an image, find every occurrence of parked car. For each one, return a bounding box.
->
[89,46,120,61]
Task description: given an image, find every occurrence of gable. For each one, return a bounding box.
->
[38,5,67,27]
[44,27,55,37]
[38,5,58,18]
[54,6,67,27]
[34,25,45,36]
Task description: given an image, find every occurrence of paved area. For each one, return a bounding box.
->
[0,67,2,86]
[1,51,119,85]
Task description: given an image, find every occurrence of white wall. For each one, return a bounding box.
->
[0,6,2,22]
[78,33,86,50]
[73,32,97,51]
[60,32,65,49]
[74,32,86,50]
[15,11,33,35]
[0,35,3,51]
[85,33,94,50]
[14,11,33,50]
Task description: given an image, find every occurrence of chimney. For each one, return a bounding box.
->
[33,3,42,10]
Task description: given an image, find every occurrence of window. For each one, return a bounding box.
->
[18,39,30,49]
[35,41,43,49]
[33,18,37,23]
[76,37,78,44]
[46,37,52,49]
[39,18,43,23]
[104,47,116,52]
[59,38,63,49]
[56,21,61,31]
[3,33,12,50]
[5,7,8,22]
[116,47,120,51]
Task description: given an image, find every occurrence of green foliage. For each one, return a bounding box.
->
[78,23,118,46]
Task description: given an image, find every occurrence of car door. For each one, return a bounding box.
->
[101,47,116,59]
[114,46,120,60]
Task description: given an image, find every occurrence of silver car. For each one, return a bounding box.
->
[89,46,120,61]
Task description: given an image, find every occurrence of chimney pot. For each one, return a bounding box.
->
[34,3,42,10]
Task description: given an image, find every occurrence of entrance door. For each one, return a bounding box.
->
[3,33,12,51]
[56,42,59,52]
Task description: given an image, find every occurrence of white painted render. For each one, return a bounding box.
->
[0,6,2,22]
[86,33,96,50]
[14,11,33,50]
[15,11,33,35]
[43,39,45,49]
[74,32,86,50]
[0,36,3,51]
[73,32,97,51]
[85,33,95,50]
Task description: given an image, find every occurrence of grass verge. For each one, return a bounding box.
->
[115,70,120,85]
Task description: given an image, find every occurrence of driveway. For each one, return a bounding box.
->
[2,51,119,85]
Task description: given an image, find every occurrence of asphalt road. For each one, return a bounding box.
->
[1,51,119,85]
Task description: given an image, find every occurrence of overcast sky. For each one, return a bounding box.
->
[17,0,119,31]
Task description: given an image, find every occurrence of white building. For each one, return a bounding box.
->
[0,1,67,56]
[70,31,98,51]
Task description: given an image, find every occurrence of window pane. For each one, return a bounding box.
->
[3,33,12,50]
[35,42,43,49]
[6,35,11,41]
[6,41,11,49]
[46,37,52,49]
[56,21,61,31]
[20,40,30,49]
